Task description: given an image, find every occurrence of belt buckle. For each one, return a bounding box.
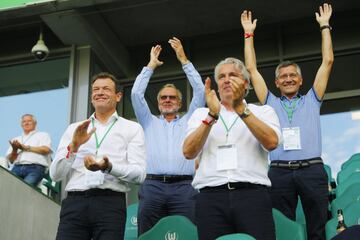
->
[227,182,235,190]
[288,161,299,169]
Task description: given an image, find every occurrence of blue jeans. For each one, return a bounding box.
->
[138,179,197,235]
[11,164,45,186]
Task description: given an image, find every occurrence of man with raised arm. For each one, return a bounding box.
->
[51,72,146,240]
[183,57,281,240]
[241,3,333,240]
[131,37,205,235]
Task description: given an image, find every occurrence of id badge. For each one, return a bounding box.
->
[282,127,301,150]
[85,170,104,188]
[216,144,237,170]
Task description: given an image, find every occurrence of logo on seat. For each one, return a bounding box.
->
[165,231,178,240]
[130,216,137,226]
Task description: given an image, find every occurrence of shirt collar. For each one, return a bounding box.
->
[159,114,180,121]
[22,130,37,137]
[280,93,302,101]
[90,111,119,125]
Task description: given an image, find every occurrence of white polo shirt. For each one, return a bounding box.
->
[186,103,282,190]
[6,130,52,167]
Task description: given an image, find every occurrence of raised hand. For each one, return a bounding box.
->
[71,120,96,152]
[316,3,332,26]
[230,76,247,109]
[241,10,257,33]
[84,155,111,172]
[168,37,189,65]
[205,77,220,115]
[147,45,164,70]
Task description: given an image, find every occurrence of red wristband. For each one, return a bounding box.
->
[202,114,217,126]
[244,33,254,39]
[66,145,77,159]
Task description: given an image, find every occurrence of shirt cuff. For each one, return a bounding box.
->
[108,163,125,178]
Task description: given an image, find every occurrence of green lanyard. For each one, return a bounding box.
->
[219,114,239,142]
[91,118,117,155]
[281,97,300,123]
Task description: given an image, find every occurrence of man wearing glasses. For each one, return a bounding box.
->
[131,37,205,235]
[241,3,333,240]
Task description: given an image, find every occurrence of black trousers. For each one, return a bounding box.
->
[195,184,275,240]
[268,163,328,240]
[56,191,126,240]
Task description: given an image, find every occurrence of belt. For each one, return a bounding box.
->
[146,174,193,183]
[199,182,266,192]
[270,158,323,169]
[67,188,125,197]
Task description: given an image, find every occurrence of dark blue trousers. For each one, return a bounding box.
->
[56,192,126,240]
[137,179,197,235]
[268,163,328,240]
[195,185,275,240]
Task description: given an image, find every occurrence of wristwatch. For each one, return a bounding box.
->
[238,104,251,119]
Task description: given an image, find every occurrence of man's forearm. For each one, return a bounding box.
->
[321,28,334,65]
[183,124,212,159]
[24,146,51,155]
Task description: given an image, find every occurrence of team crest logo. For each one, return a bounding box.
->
[165,231,178,240]
[130,216,137,226]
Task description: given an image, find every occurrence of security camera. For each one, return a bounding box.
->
[31,31,49,61]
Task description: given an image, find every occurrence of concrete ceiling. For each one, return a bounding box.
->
[1,0,360,109]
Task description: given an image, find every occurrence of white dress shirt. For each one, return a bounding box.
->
[50,112,147,192]
[6,130,52,167]
[186,103,282,190]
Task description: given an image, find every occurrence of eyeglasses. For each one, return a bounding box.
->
[278,73,298,80]
[160,95,178,100]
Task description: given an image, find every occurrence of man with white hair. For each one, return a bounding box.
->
[6,114,52,186]
[183,57,281,240]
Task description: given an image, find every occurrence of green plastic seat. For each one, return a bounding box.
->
[273,208,306,240]
[124,203,138,240]
[295,197,307,235]
[216,233,256,240]
[42,173,61,201]
[341,153,360,170]
[336,172,360,197]
[331,183,360,217]
[337,161,360,185]
[325,201,360,240]
[138,215,198,240]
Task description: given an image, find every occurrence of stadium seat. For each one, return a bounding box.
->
[337,161,360,185]
[42,173,61,201]
[295,197,307,232]
[336,172,360,197]
[273,208,306,240]
[331,183,360,217]
[325,201,360,240]
[124,203,138,240]
[341,153,360,170]
[138,215,198,240]
[216,233,256,240]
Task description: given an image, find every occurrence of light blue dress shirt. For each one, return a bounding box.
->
[266,87,322,161]
[131,62,205,175]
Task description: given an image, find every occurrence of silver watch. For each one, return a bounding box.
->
[238,104,251,118]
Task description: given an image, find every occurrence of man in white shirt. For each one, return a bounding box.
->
[50,72,146,240]
[183,58,282,240]
[6,114,52,186]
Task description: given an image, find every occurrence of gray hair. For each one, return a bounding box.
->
[21,114,37,124]
[157,83,183,102]
[214,57,251,97]
[275,60,302,79]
